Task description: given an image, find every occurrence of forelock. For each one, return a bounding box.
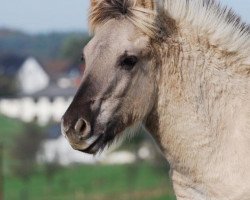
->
[89,0,159,38]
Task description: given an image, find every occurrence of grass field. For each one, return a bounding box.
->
[4,163,176,200]
[0,115,24,145]
[0,115,25,176]
[0,115,176,200]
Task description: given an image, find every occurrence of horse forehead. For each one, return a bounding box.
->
[93,19,137,48]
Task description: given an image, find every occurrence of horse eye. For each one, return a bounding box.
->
[120,56,138,70]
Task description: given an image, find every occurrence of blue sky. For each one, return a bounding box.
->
[0,0,249,33]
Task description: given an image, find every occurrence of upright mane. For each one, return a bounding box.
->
[90,0,250,55]
[89,0,158,37]
[164,0,250,54]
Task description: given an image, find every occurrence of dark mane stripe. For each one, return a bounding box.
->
[89,0,158,37]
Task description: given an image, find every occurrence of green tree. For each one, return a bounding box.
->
[11,123,44,181]
[0,75,18,97]
[61,35,91,65]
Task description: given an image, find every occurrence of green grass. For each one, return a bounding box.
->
[0,115,26,175]
[4,163,176,200]
[0,115,24,145]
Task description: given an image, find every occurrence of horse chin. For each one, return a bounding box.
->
[78,119,142,155]
[78,121,122,155]
[78,134,107,154]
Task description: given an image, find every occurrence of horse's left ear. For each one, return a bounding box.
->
[135,0,155,10]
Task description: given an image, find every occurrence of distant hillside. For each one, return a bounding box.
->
[0,28,89,60]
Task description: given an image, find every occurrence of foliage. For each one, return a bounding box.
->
[60,35,91,65]
[0,75,17,97]
[0,29,88,60]
[10,123,44,181]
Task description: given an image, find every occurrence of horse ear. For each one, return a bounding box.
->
[135,0,155,10]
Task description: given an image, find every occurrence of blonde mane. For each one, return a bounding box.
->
[89,0,250,55]
[164,0,250,55]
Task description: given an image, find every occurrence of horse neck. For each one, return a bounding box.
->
[147,26,250,175]
[145,26,250,199]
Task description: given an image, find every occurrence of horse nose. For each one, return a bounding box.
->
[61,117,91,139]
[74,118,91,138]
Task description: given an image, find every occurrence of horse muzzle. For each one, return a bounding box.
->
[61,117,104,154]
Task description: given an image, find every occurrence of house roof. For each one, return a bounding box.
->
[0,54,50,77]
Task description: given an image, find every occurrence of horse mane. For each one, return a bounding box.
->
[89,0,158,37]
[89,0,250,54]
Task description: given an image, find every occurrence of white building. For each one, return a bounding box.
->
[17,57,49,94]
[0,56,77,125]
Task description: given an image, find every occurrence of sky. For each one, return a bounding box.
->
[0,0,90,33]
[0,0,249,34]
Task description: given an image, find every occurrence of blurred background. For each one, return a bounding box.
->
[0,0,249,200]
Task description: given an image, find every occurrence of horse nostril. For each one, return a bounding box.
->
[75,118,86,132]
[74,118,91,138]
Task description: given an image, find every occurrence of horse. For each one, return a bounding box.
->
[61,0,250,199]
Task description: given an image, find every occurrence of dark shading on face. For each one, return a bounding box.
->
[61,19,157,154]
